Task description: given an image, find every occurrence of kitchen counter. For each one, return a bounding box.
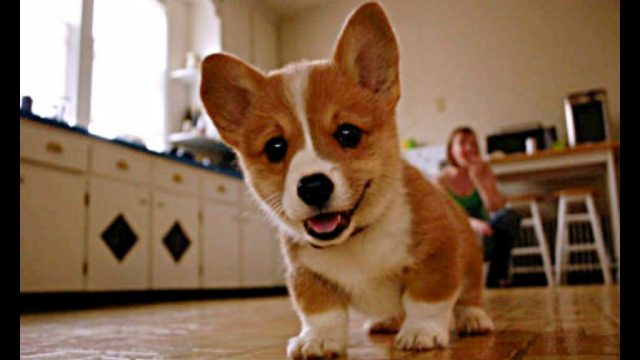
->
[488,140,620,279]
[19,110,243,179]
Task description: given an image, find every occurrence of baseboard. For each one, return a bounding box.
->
[20,287,289,314]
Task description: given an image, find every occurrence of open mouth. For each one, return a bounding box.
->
[304,212,351,241]
[303,180,371,242]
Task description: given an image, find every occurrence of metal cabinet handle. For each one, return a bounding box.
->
[20,175,24,185]
[140,198,148,206]
[45,141,63,154]
[157,201,165,208]
[172,173,183,184]
[116,159,129,171]
[217,184,227,193]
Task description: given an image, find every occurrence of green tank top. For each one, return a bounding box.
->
[448,189,489,221]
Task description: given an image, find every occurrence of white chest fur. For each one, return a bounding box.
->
[298,194,414,317]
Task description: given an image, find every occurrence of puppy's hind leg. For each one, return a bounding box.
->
[454,256,494,335]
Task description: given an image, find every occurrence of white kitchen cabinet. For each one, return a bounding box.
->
[153,158,200,196]
[238,190,284,287]
[240,209,281,287]
[91,140,152,184]
[86,177,150,291]
[20,120,89,172]
[151,190,200,289]
[201,199,242,288]
[20,163,86,292]
[272,230,286,286]
[21,116,283,294]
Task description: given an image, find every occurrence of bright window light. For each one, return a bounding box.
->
[89,0,167,152]
[20,0,82,123]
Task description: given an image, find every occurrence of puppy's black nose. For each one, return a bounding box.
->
[297,173,334,208]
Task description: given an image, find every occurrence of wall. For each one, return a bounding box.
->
[192,0,222,58]
[278,0,620,152]
[214,0,280,72]
[165,0,279,140]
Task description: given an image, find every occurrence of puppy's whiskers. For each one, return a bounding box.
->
[263,192,285,217]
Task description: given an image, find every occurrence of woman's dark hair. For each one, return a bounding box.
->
[446,126,478,167]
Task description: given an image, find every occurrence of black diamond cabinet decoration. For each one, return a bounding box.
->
[101,214,138,262]
[163,222,191,263]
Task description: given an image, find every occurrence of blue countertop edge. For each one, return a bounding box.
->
[19,109,244,180]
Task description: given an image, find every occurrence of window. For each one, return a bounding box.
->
[20,0,82,122]
[89,0,167,151]
[20,0,168,152]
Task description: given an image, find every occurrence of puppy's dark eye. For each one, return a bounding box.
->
[264,136,288,163]
[333,123,362,148]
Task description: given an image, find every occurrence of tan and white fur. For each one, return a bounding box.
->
[200,2,493,359]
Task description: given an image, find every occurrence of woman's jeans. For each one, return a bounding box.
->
[482,208,522,287]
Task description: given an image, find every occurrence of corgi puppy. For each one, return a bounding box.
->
[200,2,493,358]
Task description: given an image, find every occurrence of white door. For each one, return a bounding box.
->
[20,163,86,292]
[241,210,279,287]
[87,177,150,291]
[202,200,241,288]
[151,191,199,289]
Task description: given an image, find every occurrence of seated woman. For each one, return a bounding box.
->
[436,126,521,288]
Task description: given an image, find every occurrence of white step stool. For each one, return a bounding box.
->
[506,194,554,287]
[554,188,612,285]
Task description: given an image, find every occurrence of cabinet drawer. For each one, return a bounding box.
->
[203,173,241,203]
[20,120,88,171]
[90,141,151,183]
[153,159,200,195]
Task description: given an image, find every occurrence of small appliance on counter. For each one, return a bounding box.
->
[167,131,238,170]
[564,88,612,147]
[166,147,195,161]
[486,124,557,156]
[21,96,33,114]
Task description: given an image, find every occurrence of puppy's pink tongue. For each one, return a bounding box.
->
[307,214,342,234]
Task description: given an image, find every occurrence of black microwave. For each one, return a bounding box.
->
[486,126,557,155]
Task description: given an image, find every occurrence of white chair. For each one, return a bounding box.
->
[554,188,612,285]
[506,194,554,287]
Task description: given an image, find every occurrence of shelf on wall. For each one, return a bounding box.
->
[170,68,199,85]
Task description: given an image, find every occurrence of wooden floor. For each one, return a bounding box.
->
[20,285,619,359]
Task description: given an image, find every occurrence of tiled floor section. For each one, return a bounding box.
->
[20,285,619,359]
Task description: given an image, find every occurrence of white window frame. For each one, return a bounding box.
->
[75,0,94,129]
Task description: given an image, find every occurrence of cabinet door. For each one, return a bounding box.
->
[151,191,199,289]
[87,177,150,291]
[241,210,280,287]
[20,163,86,292]
[202,200,241,288]
[272,231,287,286]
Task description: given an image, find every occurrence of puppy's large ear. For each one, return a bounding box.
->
[200,53,266,148]
[333,2,400,100]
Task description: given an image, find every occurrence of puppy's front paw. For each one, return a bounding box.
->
[394,323,450,351]
[287,334,345,359]
[455,306,494,335]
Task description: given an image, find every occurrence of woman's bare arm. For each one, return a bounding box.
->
[470,162,505,213]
